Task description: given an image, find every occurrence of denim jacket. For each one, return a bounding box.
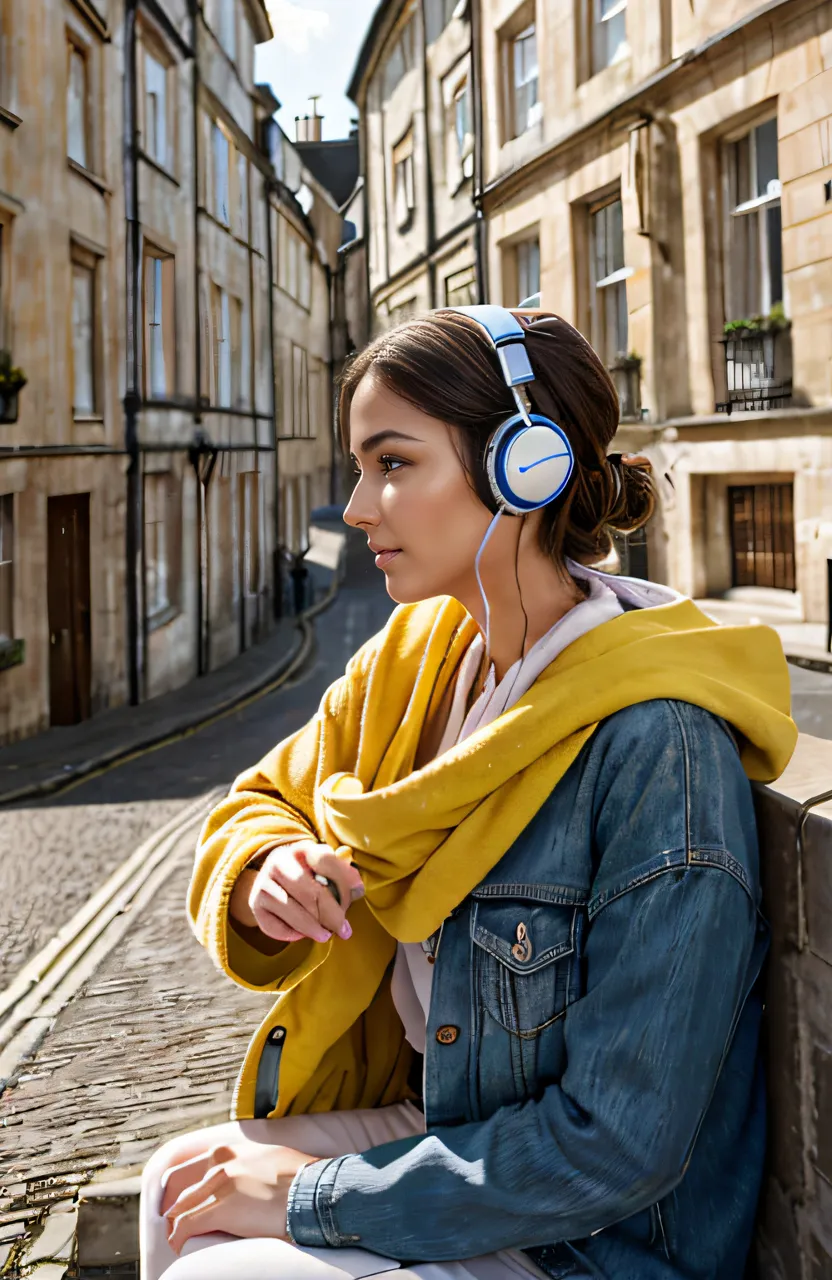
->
[286,698,769,1279]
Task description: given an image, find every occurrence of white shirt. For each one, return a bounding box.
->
[390,561,683,1053]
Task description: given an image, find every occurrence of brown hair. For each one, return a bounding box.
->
[338,309,654,566]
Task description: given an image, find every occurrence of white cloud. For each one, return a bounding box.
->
[266,0,330,54]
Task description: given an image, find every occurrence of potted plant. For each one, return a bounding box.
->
[0,350,27,423]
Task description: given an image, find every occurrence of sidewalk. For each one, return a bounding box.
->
[0,525,346,807]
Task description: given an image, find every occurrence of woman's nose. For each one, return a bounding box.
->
[343,477,378,530]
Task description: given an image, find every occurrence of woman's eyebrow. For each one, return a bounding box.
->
[356,430,424,454]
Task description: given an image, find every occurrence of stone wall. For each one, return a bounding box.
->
[755,733,832,1277]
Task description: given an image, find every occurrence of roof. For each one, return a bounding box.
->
[245,0,274,44]
[294,137,360,209]
[346,0,405,103]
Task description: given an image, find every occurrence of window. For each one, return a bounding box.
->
[71,253,97,416]
[212,122,230,225]
[143,248,175,399]
[382,12,416,99]
[277,214,312,307]
[292,344,310,436]
[210,283,246,407]
[590,197,628,365]
[218,0,237,63]
[425,0,460,42]
[388,297,418,326]
[516,238,540,303]
[67,42,89,168]
[0,494,13,641]
[508,23,539,139]
[592,0,628,74]
[393,128,416,230]
[445,265,477,307]
[234,150,248,239]
[722,116,783,321]
[238,471,260,595]
[144,472,181,621]
[728,483,795,591]
[144,49,169,169]
[454,79,474,180]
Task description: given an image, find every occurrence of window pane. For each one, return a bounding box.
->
[609,198,624,272]
[213,125,230,224]
[67,46,88,167]
[236,152,248,237]
[517,239,540,301]
[755,117,779,197]
[0,494,13,640]
[147,256,167,398]
[145,52,167,165]
[220,0,236,61]
[766,203,783,307]
[72,264,95,415]
[219,290,231,404]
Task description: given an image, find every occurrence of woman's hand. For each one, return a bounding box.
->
[161,1139,316,1253]
[230,841,365,945]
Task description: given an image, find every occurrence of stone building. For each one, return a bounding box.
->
[347,0,481,332]
[476,0,832,624]
[0,0,349,744]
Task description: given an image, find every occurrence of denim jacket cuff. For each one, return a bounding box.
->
[286,1156,360,1247]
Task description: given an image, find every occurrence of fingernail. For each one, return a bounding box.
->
[315,929,332,943]
[338,920,353,940]
[350,885,365,902]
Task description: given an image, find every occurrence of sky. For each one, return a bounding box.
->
[256,0,381,141]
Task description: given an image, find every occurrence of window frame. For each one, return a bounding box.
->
[212,120,231,226]
[591,0,628,76]
[66,35,92,171]
[217,0,237,65]
[721,114,783,323]
[515,236,541,305]
[238,470,261,597]
[444,264,478,307]
[588,193,630,367]
[143,470,182,626]
[139,31,176,175]
[382,5,417,100]
[291,343,310,437]
[70,243,101,420]
[0,493,14,643]
[142,244,176,400]
[392,126,416,231]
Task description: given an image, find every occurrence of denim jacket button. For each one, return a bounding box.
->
[436,1025,459,1045]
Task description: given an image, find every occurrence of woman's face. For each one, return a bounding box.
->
[344,374,495,604]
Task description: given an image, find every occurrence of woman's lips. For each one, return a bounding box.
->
[374,549,401,569]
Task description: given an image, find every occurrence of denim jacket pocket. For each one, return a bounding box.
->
[471,895,584,1038]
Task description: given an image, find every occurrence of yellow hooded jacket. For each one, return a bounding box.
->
[188,593,797,1121]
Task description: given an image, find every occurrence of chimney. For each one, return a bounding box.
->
[296,95,323,143]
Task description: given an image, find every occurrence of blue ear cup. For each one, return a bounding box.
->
[486,415,574,516]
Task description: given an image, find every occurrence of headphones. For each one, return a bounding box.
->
[448,304,574,517]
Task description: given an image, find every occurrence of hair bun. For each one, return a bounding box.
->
[605,453,654,535]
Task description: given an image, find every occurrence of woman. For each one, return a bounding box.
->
[141,308,796,1280]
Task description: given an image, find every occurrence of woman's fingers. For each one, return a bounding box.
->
[159,1145,234,1218]
[261,848,354,938]
[165,1167,230,1254]
[253,877,335,943]
[303,848,365,906]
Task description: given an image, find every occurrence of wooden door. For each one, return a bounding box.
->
[47,494,92,725]
[729,483,796,591]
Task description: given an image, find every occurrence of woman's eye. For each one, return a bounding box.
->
[379,455,405,475]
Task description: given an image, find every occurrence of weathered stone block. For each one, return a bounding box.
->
[763,954,806,1196]
[755,786,803,952]
[804,814,832,966]
[75,1178,140,1269]
[813,1046,832,1184]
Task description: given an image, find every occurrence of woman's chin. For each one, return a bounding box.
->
[382,570,446,606]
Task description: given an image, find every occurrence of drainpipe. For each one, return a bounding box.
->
[469,0,489,303]
[189,0,209,668]
[418,0,437,308]
[264,165,282,618]
[189,437,219,675]
[123,0,143,704]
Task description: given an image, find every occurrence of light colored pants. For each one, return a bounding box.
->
[140,1103,553,1280]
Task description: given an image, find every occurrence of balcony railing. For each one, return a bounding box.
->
[716,325,792,414]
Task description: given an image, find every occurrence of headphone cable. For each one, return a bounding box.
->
[503,519,529,710]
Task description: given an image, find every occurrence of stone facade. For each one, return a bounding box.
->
[348,0,480,333]
[477,0,832,622]
[350,0,832,622]
[0,0,345,743]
